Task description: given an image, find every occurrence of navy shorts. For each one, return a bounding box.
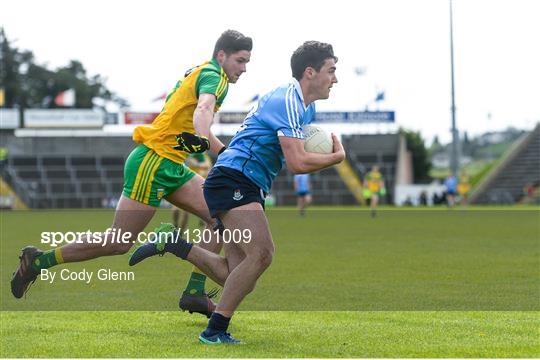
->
[297,191,311,197]
[203,166,266,218]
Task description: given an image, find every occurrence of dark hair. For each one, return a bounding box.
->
[291,41,337,80]
[213,30,253,58]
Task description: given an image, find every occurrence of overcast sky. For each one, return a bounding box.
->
[2,0,539,142]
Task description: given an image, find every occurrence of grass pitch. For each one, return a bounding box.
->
[1,207,539,357]
[2,311,538,357]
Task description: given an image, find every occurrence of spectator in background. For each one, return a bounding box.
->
[432,192,440,205]
[524,183,535,204]
[444,174,458,207]
[294,173,312,216]
[434,191,447,205]
[403,196,413,206]
[419,190,428,206]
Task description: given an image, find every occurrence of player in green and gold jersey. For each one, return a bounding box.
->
[364,165,386,217]
[457,171,471,206]
[11,31,252,318]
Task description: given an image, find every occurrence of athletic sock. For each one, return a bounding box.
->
[184,267,206,296]
[31,248,64,271]
[163,230,193,259]
[204,312,231,336]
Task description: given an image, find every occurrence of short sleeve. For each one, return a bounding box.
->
[268,87,305,139]
[196,70,226,98]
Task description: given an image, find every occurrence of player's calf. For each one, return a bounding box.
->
[107,240,134,255]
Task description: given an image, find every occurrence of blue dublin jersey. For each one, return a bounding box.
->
[294,174,310,193]
[216,79,315,193]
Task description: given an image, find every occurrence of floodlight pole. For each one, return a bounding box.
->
[449,0,459,176]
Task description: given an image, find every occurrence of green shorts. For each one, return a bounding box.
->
[123,145,196,207]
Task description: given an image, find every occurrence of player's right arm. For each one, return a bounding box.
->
[187,67,227,155]
[267,88,345,174]
[191,93,226,154]
[279,134,345,174]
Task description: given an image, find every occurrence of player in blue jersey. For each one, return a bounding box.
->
[129,41,345,344]
[444,174,458,207]
[294,174,312,216]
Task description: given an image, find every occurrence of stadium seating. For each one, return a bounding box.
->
[2,155,126,208]
[341,134,399,203]
[2,133,401,208]
[267,134,400,205]
[471,124,540,204]
[270,166,358,205]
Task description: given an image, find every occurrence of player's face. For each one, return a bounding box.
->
[222,50,251,83]
[312,58,337,100]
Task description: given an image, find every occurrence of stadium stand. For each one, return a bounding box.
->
[1,131,406,208]
[268,133,403,205]
[470,123,540,204]
[271,166,357,205]
[3,154,127,208]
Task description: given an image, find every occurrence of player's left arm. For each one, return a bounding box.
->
[192,93,226,154]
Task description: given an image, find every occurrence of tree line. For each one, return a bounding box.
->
[0,28,128,110]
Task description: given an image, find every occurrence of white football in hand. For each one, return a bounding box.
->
[303,125,333,154]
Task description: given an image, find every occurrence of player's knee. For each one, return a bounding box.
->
[253,246,274,269]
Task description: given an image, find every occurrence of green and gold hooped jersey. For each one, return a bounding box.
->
[133,58,229,164]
